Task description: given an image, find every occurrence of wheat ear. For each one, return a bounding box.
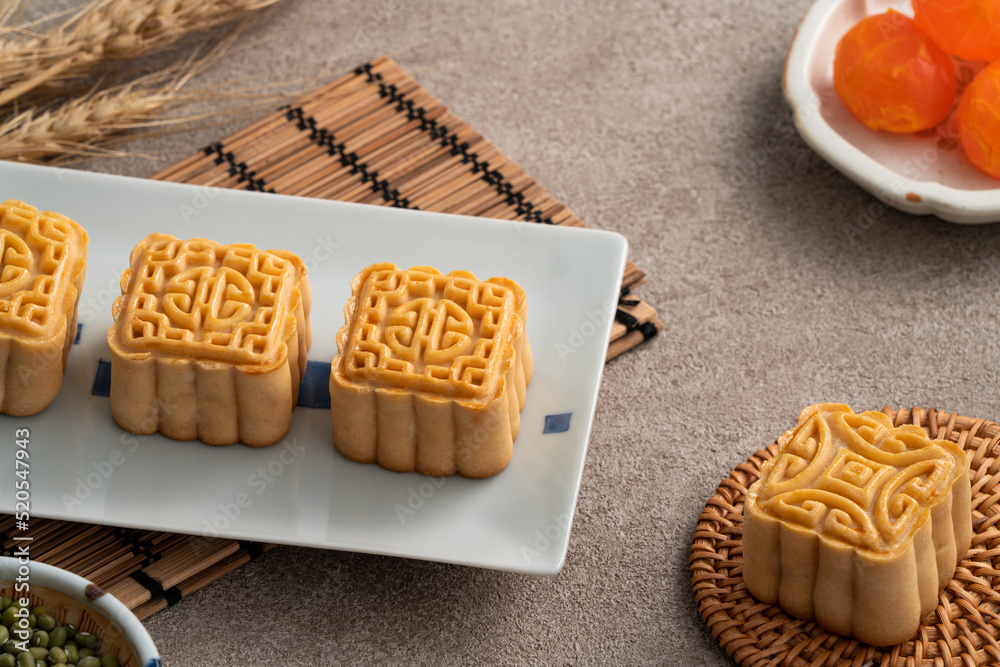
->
[0,31,282,163]
[0,0,282,106]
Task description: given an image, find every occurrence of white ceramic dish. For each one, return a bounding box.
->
[784,0,1000,223]
[0,556,161,666]
[0,161,628,576]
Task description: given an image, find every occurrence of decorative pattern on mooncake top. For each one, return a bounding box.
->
[330,263,533,478]
[108,234,311,447]
[343,265,516,397]
[0,200,88,416]
[117,236,300,362]
[743,403,972,647]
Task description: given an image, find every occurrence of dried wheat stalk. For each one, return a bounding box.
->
[0,80,186,162]
[0,36,284,163]
[0,0,282,106]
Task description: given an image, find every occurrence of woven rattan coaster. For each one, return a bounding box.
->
[691,407,1000,667]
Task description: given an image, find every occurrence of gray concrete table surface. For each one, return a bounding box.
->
[17,0,1000,664]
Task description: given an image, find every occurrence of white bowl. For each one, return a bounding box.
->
[784,0,1000,224]
[0,557,160,667]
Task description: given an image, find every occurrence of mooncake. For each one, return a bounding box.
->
[107,234,311,447]
[742,403,972,646]
[0,200,88,416]
[329,263,532,478]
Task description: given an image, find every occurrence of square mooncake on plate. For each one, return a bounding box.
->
[330,263,533,478]
[0,200,88,416]
[107,233,311,447]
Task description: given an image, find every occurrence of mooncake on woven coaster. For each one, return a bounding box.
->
[742,403,972,647]
[691,407,1000,667]
[107,233,311,446]
[0,199,87,416]
[330,263,532,478]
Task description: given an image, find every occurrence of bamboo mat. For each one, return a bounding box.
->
[0,515,273,620]
[155,55,662,358]
[0,56,659,619]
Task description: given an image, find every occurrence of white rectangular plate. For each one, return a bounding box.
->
[0,161,627,575]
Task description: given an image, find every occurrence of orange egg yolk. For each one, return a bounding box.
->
[957,61,1000,179]
[913,0,1000,63]
[834,10,958,133]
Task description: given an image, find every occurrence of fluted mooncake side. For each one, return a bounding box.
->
[0,200,88,416]
[107,234,311,447]
[330,263,533,478]
[742,403,972,647]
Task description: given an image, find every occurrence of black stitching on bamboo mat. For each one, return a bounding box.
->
[129,570,184,607]
[615,308,658,341]
[238,540,265,560]
[113,527,160,566]
[203,143,275,193]
[129,569,164,599]
[352,60,554,224]
[284,106,415,209]
[355,62,376,81]
[636,321,659,341]
[619,286,640,307]
[377,82,552,223]
[163,586,183,606]
[202,61,559,221]
[129,570,183,606]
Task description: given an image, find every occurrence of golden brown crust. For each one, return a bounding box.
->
[0,200,88,416]
[107,234,310,446]
[330,263,532,478]
[742,403,973,646]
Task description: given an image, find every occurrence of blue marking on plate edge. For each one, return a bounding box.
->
[296,360,332,409]
[543,413,572,434]
[92,359,112,397]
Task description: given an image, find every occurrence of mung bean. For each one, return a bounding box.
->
[0,608,122,666]
[46,629,64,650]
